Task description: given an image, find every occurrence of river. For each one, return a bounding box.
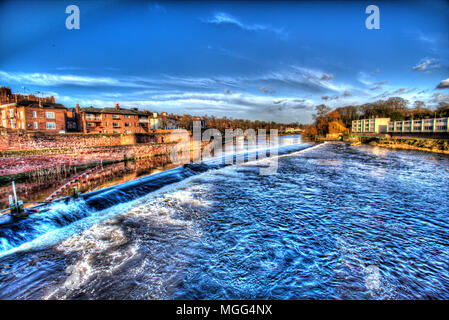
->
[0,138,448,299]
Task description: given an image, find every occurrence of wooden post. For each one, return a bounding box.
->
[12,181,17,205]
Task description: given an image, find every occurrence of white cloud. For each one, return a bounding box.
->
[436,78,449,89]
[203,12,287,39]
[0,70,143,88]
[412,58,440,72]
[429,92,449,104]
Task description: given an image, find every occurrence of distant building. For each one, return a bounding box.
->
[0,100,67,132]
[76,104,152,134]
[285,127,302,133]
[387,118,449,133]
[326,121,349,139]
[150,112,160,130]
[352,118,390,133]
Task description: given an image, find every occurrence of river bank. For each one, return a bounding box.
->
[358,136,449,155]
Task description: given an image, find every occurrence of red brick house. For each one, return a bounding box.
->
[77,103,152,134]
[0,100,67,132]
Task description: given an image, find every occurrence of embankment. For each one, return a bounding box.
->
[359,136,449,154]
[0,129,184,151]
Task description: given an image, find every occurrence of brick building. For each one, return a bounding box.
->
[0,100,67,132]
[326,121,349,139]
[77,103,153,134]
[1,86,182,135]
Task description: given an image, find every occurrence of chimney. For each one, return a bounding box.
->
[115,103,120,111]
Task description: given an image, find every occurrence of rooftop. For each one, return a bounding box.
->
[16,100,67,110]
[80,104,148,116]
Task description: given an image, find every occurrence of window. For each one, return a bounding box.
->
[9,109,14,118]
[112,115,120,119]
[20,111,24,119]
[113,122,120,128]
[2,120,6,127]
[125,122,130,127]
[10,119,15,128]
[46,122,56,129]
[87,122,95,127]
[34,122,38,129]
[45,112,55,119]
[1,110,5,119]
[124,115,130,119]
[125,130,131,133]
[33,111,37,118]
[86,113,101,121]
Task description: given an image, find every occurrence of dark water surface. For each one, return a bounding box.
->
[0,141,448,299]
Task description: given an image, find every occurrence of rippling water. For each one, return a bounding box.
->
[1,140,448,299]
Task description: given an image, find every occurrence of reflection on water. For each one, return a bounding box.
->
[1,140,449,299]
[0,154,176,210]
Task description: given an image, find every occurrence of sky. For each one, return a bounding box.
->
[0,0,448,124]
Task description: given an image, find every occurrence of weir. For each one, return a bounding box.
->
[0,138,309,254]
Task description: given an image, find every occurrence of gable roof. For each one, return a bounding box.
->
[16,100,67,110]
[80,106,151,116]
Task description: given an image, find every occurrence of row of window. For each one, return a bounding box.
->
[86,113,137,120]
[388,125,449,132]
[1,109,55,119]
[86,122,139,129]
[1,119,56,129]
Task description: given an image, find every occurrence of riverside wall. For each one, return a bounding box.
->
[0,129,186,151]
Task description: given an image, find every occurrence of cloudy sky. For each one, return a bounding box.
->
[0,0,448,123]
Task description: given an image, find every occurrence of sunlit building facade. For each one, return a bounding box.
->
[387,118,449,133]
[351,118,390,133]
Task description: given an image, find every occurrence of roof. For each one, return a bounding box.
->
[16,100,67,110]
[80,106,149,116]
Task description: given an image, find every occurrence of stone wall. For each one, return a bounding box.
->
[0,129,188,151]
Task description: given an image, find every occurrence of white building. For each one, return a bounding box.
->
[351,118,390,133]
[387,117,449,133]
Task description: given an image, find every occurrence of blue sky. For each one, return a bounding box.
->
[0,0,448,123]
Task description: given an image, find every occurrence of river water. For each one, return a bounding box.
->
[0,138,448,299]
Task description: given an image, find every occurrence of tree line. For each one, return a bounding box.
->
[170,113,301,133]
[303,97,449,139]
